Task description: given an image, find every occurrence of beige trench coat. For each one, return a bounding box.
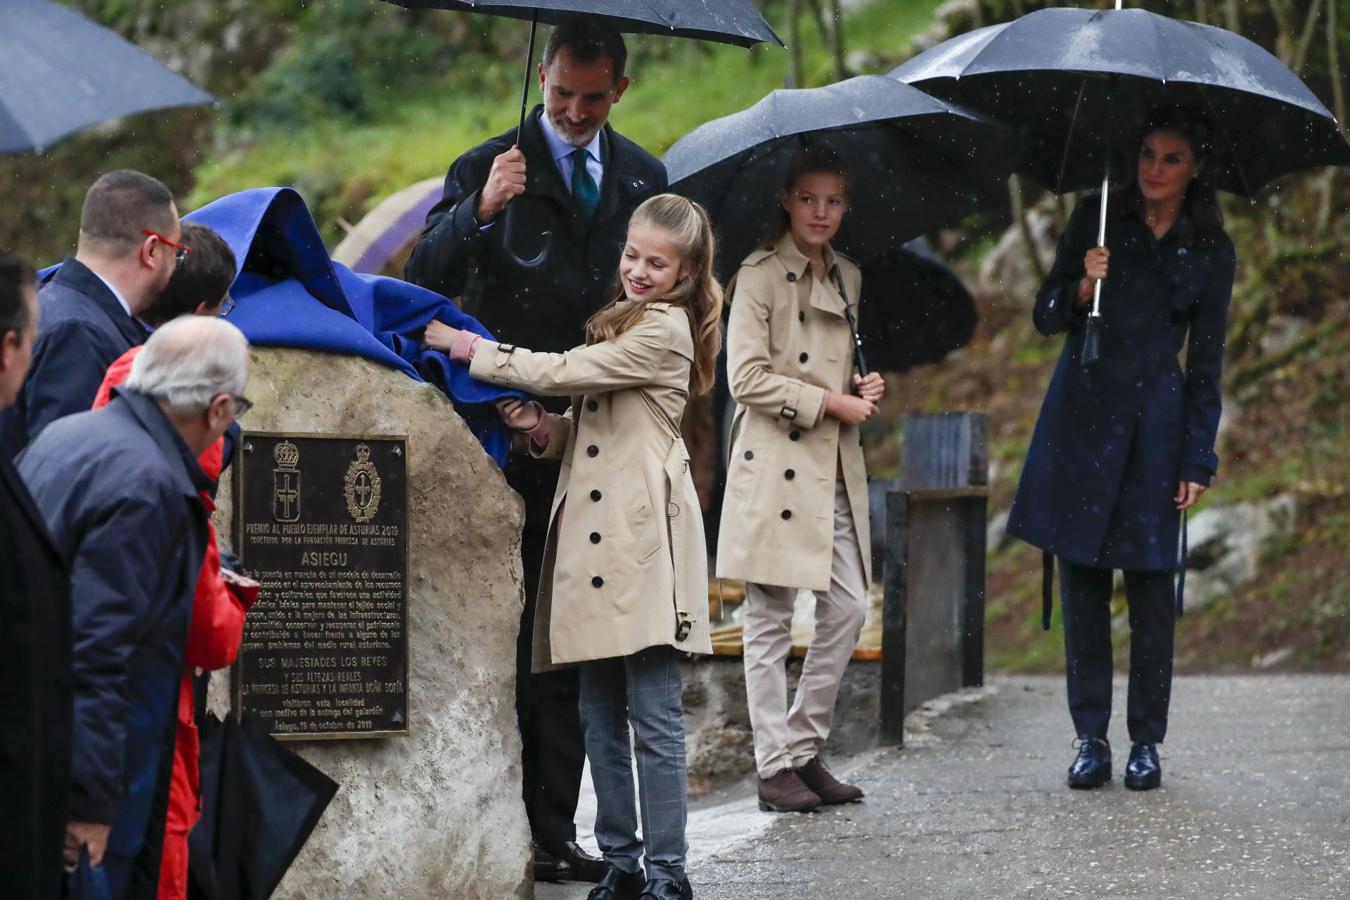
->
[715,232,872,593]
[469,302,713,668]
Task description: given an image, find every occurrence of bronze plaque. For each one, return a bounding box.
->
[233,432,409,739]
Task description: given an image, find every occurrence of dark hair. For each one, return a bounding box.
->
[765,145,851,245]
[78,169,176,256]
[543,16,627,82]
[0,254,37,339]
[1126,105,1225,240]
[141,223,237,327]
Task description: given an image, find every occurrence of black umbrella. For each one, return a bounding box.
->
[664,75,1014,282]
[379,0,782,267]
[857,241,977,373]
[188,713,338,900]
[0,0,214,155]
[892,3,1350,363]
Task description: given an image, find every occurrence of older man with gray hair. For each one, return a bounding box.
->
[18,316,250,898]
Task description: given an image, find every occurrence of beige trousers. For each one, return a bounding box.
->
[742,481,868,778]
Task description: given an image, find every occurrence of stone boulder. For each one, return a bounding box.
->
[211,348,530,899]
[1184,495,1297,609]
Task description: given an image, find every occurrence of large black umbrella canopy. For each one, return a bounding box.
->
[0,0,214,155]
[664,75,1014,282]
[890,6,1350,197]
[857,241,977,372]
[382,0,782,47]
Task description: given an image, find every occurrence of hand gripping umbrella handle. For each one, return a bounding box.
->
[502,11,552,271]
[1082,169,1110,367]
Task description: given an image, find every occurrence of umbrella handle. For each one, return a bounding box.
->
[501,202,552,270]
[501,10,551,270]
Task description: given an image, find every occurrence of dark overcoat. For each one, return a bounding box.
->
[1006,193,1235,572]
[0,257,147,459]
[18,389,210,899]
[405,105,667,365]
[0,451,71,900]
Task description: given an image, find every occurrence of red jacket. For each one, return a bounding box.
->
[94,348,253,900]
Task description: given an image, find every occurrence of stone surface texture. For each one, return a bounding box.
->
[212,348,530,899]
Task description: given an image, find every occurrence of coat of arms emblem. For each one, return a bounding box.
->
[344,444,382,523]
[272,440,301,522]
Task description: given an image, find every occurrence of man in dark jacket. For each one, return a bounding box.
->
[0,169,183,459]
[18,316,250,900]
[0,255,71,900]
[405,16,666,884]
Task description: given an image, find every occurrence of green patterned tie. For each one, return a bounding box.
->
[569,148,600,219]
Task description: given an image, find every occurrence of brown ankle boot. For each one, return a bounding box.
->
[757,768,821,813]
[795,756,863,804]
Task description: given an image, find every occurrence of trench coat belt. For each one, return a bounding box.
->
[1040,511,1189,632]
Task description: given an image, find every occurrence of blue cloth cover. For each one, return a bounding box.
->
[184,187,518,465]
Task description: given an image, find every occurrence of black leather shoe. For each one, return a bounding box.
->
[586,866,646,900]
[541,840,607,882]
[1067,737,1112,789]
[1124,742,1162,791]
[532,842,572,883]
[639,876,694,900]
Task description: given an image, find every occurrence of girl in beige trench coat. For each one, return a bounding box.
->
[715,149,885,814]
[425,195,722,900]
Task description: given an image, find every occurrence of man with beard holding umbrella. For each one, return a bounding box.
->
[405,16,664,884]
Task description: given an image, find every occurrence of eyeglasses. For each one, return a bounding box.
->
[219,295,236,317]
[229,394,253,418]
[142,229,192,264]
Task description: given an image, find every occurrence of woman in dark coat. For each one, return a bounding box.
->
[1006,106,1235,792]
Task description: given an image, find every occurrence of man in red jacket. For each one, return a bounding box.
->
[92,222,257,900]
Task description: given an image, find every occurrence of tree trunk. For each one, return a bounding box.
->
[787,0,804,88]
[1328,0,1346,137]
[1009,175,1047,285]
[828,0,848,82]
[1292,0,1323,75]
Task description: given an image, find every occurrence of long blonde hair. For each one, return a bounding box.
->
[585,194,723,396]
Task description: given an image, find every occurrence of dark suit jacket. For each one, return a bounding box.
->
[0,451,71,900]
[18,389,210,898]
[405,105,667,366]
[0,257,147,459]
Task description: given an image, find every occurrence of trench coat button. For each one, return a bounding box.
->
[592,576,604,588]
[799,352,809,363]
[586,399,599,412]
[590,489,602,501]
[744,450,754,460]
[587,444,599,457]
[789,429,801,441]
[798,310,805,322]
[786,271,797,283]
[784,468,795,480]
[781,509,792,520]
[590,532,601,544]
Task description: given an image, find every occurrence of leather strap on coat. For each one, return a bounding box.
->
[1042,550,1054,631]
[1176,509,1188,619]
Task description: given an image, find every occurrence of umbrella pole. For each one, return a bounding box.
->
[1081,169,1108,366]
[517,12,539,136]
[502,11,551,270]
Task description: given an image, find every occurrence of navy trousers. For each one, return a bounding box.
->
[1060,559,1176,745]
